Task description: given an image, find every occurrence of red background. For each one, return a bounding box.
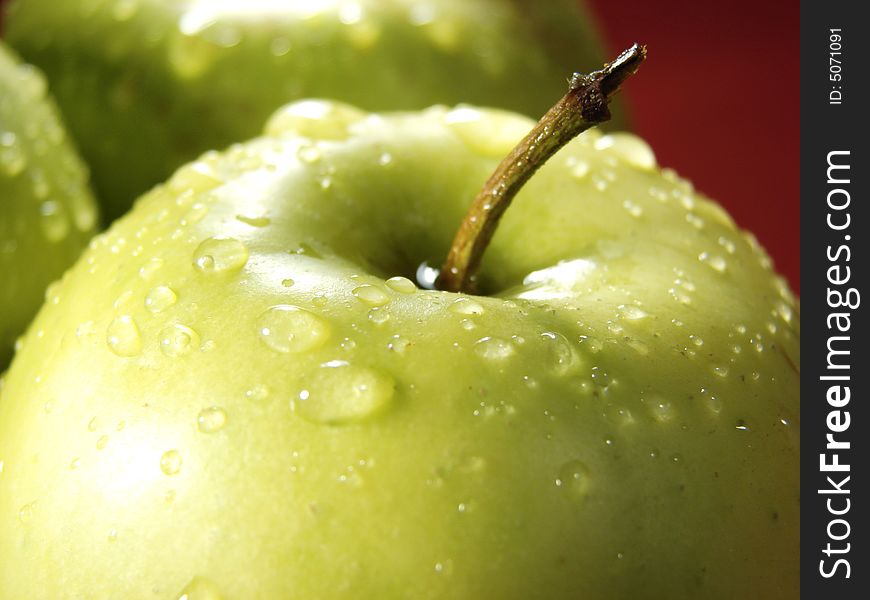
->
[1,0,800,292]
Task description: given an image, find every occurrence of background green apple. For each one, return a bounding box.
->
[0,40,98,367]
[0,100,799,598]
[3,0,613,222]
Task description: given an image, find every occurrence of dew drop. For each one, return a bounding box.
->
[618,304,648,320]
[193,237,248,274]
[367,307,390,325]
[622,200,644,218]
[555,460,592,499]
[145,286,178,313]
[387,334,410,354]
[106,315,142,357]
[595,133,657,169]
[257,305,331,353]
[160,450,182,475]
[264,99,365,140]
[540,331,579,376]
[296,142,322,164]
[96,435,109,450]
[352,284,390,306]
[473,337,514,361]
[385,276,416,294]
[245,383,270,402]
[650,399,674,423]
[449,297,484,316]
[39,200,70,242]
[281,278,295,288]
[293,362,395,425]
[699,251,728,273]
[735,419,750,431]
[159,323,201,357]
[235,214,271,227]
[197,407,227,433]
[138,257,164,280]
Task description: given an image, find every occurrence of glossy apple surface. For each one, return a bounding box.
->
[0,101,798,599]
[0,41,98,367]
[5,0,611,221]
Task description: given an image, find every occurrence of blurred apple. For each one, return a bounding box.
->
[4,0,613,221]
[0,40,98,367]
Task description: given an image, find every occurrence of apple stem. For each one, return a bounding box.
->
[436,43,647,293]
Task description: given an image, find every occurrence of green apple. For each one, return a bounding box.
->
[0,41,98,367]
[0,90,798,596]
[5,0,613,222]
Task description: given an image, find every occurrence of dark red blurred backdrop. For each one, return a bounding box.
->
[587,0,799,292]
[0,0,799,291]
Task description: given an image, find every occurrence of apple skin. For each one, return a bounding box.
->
[4,0,612,222]
[0,101,798,599]
[0,41,98,367]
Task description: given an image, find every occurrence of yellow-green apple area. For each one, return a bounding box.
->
[0,40,98,367]
[4,0,612,221]
[0,95,799,597]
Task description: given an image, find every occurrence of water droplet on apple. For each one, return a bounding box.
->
[473,337,514,361]
[96,435,109,450]
[270,35,292,57]
[256,305,330,353]
[39,200,70,242]
[18,502,34,524]
[351,284,390,306]
[181,202,208,225]
[566,156,590,179]
[168,161,221,193]
[698,252,728,273]
[160,449,182,475]
[265,100,365,140]
[378,152,393,166]
[444,106,533,157]
[176,575,222,599]
[367,307,390,325]
[622,200,644,218]
[707,395,723,414]
[540,332,579,376]
[618,305,648,320]
[713,365,729,378]
[555,460,591,499]
[197,407,227,433]
[138,257,164,280]
[449,297,484,316]
[193,237,248,274]
[387,334,410,354]
[145,286,178,313]
[106,315,142,357]
[245,383,270,402]
[735,419,750,431]
[235,214,270,227]
[69,457,80,470]
[385,276,416,294]
[296,142,322,164]
[0,132,26,176]
[159,323,201,357]
[293,362,395,425]
[650,399,674,423]
[595,133,657,169]
[281,278,295,288]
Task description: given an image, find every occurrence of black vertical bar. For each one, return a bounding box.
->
[801,1,868,597]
